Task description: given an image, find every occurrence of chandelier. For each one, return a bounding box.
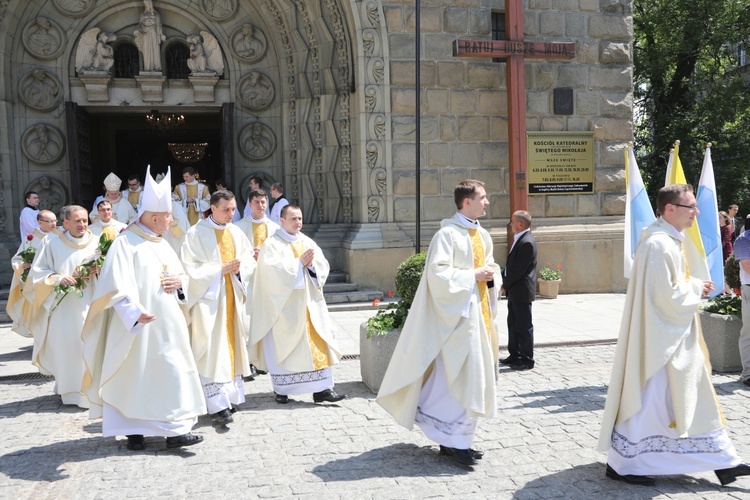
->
[168,143,209,163]
[146,110,185,132]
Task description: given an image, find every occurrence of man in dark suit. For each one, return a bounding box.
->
[500,210,537,370]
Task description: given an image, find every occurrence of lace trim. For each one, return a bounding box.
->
[611,429,730,458]
[415,406,475,437]
[271,369,328,387]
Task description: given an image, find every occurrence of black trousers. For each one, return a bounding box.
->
[506,300,534,366]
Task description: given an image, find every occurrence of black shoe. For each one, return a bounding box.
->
[275,392,289,404]
[313,389,346,403]
[499,356,520,366]
[166,433,203,449]
[742,379,750,387]
[605,463,655,485]
[210,408,234,426]
[126,434,145,451]
[242,374,255,382]
[255,367,267,375]
[439,445,478,466]
[510,362,534,371]
[715,463,750,486]
[470,448,484,460]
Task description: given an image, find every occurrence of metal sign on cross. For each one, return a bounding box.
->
[453,0,575,215]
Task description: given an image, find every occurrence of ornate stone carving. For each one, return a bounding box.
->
[201,0,237,22]
[22,17,66,60]
[52,0,96,18]
[239,122,276,161]
[75,28,117,74]
[230,23,267,64]
[134,0,166,72]
[21,124,65,164]
[19,69,62,112]
[26,176,68,215]
[187,31,224,76]
[237,71,275,111]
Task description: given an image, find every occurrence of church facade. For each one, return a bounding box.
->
[0,0,632,293]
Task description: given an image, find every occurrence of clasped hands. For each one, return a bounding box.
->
[299,248,315,268]
[221,259,241,275]
[475,266,494,282]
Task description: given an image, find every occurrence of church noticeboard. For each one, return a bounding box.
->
[526,132,594,194]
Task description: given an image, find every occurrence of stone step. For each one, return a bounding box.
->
[327,271,348,283]
[323,282,359,293]
[323,288,383,304]
[327,298,398,312]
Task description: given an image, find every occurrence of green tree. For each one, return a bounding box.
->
[634,0,750,211]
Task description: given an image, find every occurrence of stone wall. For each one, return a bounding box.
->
[383,0,633,222]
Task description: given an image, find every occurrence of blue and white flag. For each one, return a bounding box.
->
[624,146,656,278]
[696,145,723,297]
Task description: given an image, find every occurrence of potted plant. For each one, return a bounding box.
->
[360,252,426,392]
[537,262,563,299]
[699,253,742,372]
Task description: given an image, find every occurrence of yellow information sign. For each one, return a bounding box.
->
[527,131,594,194]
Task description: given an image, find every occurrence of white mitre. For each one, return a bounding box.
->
[137,166,173,217]
[103,172,122,191]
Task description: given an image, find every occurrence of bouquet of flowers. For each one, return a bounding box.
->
[538,262,563,281]
[19,234,36,283]
[51,233,115,311]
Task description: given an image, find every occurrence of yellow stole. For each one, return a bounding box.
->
[175,184,202,226]
[290,241,332,370]
[252,222,268,247]
[215,228,237,377]
[127,190,141,207]
[469,228,492,338]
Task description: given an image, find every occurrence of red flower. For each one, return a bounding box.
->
[387,290,394,298]
[26,234,34,241]
[372,298,381,306]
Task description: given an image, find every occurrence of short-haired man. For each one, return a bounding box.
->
[82,167,205,451]
[7,210,58,338]
[599,184,750,486]
[249,204,346,405]
[89,200,127,239]
[728,204,740,242]
[268,182,289,225]
[122,174,143,211]
[377,180,500,466]
[500,210,538,371]
[27,205,99,408]
[243,176,267,219]
[733,214,750,388]
[181,189,256,427]
[173,167,210,226]
[19,191,40,240]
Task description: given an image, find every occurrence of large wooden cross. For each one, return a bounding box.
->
[453,0,575,215]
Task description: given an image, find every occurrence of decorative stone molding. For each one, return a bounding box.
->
[201,0,238,22]
[52,0,96,18]
[25,176,68,215]
[187,31,224,77]
[134,72,167,102]
[239,122,276,161]
[22,17,66,60]
[188,74,220,102]
[230,23,267,64]
[19,69,62,112]
[21,124,65,165]
[78,72,113,102]
[75,28,116,74]
[237,71,274,111]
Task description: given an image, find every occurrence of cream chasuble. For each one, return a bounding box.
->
[82,225,205,431]
[28,230,99,408]
[173,182,210,226]
[90,198,136,225]
[89,219,127,239]
[377,215,500,430]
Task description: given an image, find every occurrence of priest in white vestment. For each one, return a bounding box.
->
[377,180,499,467]
[89,200,127,239]
[90,172,137,225]
[122,174,143,211]
[173,166,210,226]
[27,205,98,408]
[599,184,750,487]
[181,190,255,427]
[248,204,346,405]
[82,167,205,451]
[6,210,58,338]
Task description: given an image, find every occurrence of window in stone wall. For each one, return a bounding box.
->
[114,43,139,78]
[166,42,190,79]
[491,12,506,63]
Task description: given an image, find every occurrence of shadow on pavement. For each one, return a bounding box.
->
[517,462,750,498]
[0,436,198,482]
[0,387,88,418]
[0,344,31,363]
[311,443,472,481]
[509,385,607,413]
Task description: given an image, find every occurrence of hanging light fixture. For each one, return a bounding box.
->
[145,110,185,132]
[168,143,209,163]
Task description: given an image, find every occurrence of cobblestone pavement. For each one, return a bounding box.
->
[1,344,750,499]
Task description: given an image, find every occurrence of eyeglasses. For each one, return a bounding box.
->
[128,182,139,187]
[40,219,57,224]
[671,203,698,211]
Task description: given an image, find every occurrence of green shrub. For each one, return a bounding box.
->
[724,253,741,291]
[366,252,426,338]
[701,294,741,316]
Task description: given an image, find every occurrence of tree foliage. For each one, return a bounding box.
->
[634,0,750,211]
